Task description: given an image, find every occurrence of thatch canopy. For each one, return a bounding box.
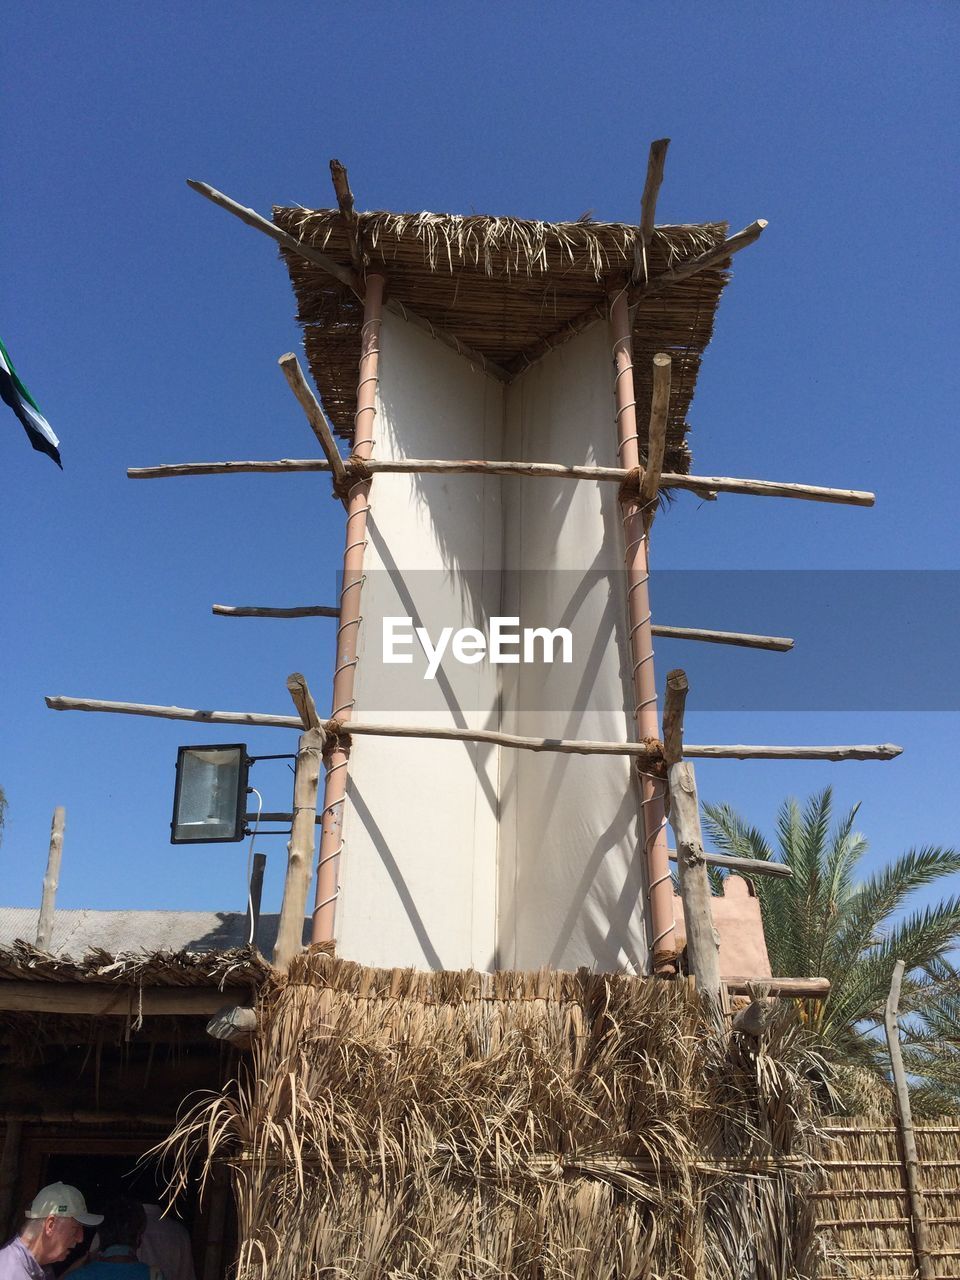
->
[0,939,268,989]
[0,940,269,1061]
[273,207,733,472]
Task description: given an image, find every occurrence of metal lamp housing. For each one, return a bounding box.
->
[171,744,250,843]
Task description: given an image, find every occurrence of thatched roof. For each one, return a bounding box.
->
[0,908,308,969]
[273,207,733,472]
[0,937,268,989]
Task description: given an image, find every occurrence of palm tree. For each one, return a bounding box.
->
[902,960,960,1113]
[701,788,960,1093]
[0,784,6,849]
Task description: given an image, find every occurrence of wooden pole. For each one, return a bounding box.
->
[186,179,361,292]
[278,353,348,497]
[651,624,794,651]
[36,807,65,951]
[272,726,324,972]
[663,671,722,1019]
[885,958,935,1280]
[312,272,384,946]
[247,852,266,949]
[639,139,670,253]
[632,219,768,302]
[683,743,902,761]
[128,456,876,507]
[0,1119,22,1240]
[515,213,765,377]
[667,848,793,879]
[216,609,792,649]
[201,1172,230,1280]
[212,603,339,618]
[724,976,830,998]
[187,179,511,383]
[610,301,676,970]
[44,695,904,760]
[0,982,250,1015]
[639,353,671,530]
[286,671,322,731]
[329,158,364,272]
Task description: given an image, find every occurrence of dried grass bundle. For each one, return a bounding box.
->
[159,951,828,1279]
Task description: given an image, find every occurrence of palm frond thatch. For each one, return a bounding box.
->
[273,204,733,471]
[157,950,829,1280]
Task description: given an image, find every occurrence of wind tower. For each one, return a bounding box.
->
[51,145,891,991]
[117,146,881,988]
[40,145,902,1280]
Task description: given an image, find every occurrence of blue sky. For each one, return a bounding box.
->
[2,3,958,922]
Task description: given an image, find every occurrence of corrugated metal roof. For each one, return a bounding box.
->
[0,907,303,958]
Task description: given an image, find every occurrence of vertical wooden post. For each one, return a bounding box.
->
[885,959,934,1280]
[609,291,676,970]
[273,728,324,972]
[0,1120,23,1240]
[36,807,65,950]
[201,1171,230,1280]
[663,671,722,1022]
[247,853,266,949]
[312,272,385,944]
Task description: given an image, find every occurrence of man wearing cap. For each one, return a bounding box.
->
[0,1183,103,1280]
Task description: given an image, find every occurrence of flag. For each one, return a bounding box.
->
[0,337,61,467]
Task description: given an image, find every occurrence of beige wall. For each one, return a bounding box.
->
[336,315,652,973]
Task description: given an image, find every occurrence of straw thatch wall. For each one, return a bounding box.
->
[164,949,828,1279]
[815,1117,960,1279]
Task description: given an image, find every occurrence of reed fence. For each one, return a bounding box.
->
[816,1116,960,1279]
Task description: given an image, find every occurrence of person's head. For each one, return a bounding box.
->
[98,1196,147,1253]
[20,1183,102,1265]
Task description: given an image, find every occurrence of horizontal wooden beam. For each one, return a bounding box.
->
[667,849,793,879]
[0,1111,175,1126]
[187,179,511,383]
[46,694,301,729]
[660,471,874,506]
[45,696,902,761]
[632,219,768,302]
[209,609,789,649]
[44,696,660,758]
[128,457,875,507]
[723,976,830,998]
[0,981,251,1016]
[685,743,901,761]
[652,624,793,651]
[212,603,338,618]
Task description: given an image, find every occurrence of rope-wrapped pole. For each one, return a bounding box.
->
[311,273,384,943]
[609,289,676,970]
